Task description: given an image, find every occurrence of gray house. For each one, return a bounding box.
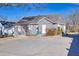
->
[18,15,66,36]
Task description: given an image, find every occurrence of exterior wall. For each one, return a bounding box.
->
[27,18,66,36]
[28,24,38,35]
[61,25,66,33]
[22,25,29,35]
[27,18,55,35]
[57,24,66,33]
[13,25,26,36]
[27,18,63,35]
[37,18,58,35]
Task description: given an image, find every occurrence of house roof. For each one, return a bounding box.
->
[3,21,16,28]
[0,21,6,25]
[46,15,65,24]
[0,21,16,28]
[18,15,65,25]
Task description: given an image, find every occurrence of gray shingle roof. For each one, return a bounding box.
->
[18,15,65,25]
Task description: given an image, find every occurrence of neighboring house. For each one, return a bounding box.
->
[0,21,26,37]
[1,21,15,37]
[2,21,26,37]
[18,15,66,36]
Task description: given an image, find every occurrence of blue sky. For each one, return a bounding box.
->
[0,3,79,21]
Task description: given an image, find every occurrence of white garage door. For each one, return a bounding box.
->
[42,24,46,35]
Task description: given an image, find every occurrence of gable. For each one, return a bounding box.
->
[37,17,53,24]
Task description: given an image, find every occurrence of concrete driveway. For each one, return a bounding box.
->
[0,36,72,56]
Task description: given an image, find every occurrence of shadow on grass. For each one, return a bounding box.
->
[63,34,79,56]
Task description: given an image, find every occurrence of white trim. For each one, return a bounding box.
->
[37,17,52,24]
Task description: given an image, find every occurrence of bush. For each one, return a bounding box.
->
[46,29,57,36]
[57,27,61,34]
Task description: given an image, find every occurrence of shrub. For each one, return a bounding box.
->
[57,27,61,34]
[46,29,57,36]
